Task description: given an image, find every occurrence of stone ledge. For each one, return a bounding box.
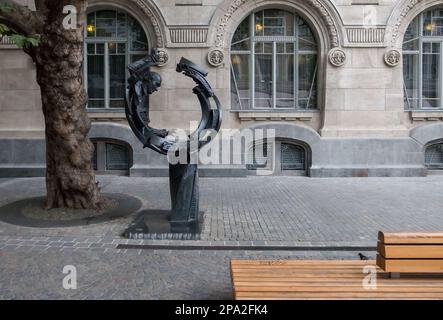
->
[88,111,127,122]
[236,112,317,122]
[411,112,443,121]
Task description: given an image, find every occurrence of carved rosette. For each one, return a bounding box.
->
[328,48,347,67]
[384,49,401,67]
[208,49,225,67]
[157,48,169,67]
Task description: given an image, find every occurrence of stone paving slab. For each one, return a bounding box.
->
[0,246,375,300]
[0,176,442,244]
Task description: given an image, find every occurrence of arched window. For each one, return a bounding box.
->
[281,143,305,171]
[425,142,443,169]
[85,10,149,109]
[231,9,318,110]
[403,8,443,110]
[247,140,309,175]
[92,140,132,175]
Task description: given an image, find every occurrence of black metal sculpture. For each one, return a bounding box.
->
[125,49,222,233]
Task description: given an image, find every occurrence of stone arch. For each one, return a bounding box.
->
[410,123,443,150]
[88,123,167,173]
[89,123,143,153]
[208,0,344,52]
[240,122,321,164]
[87,0,167,48]
[385,0,443,49]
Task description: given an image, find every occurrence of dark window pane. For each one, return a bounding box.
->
[87,13,95,37]
[425,143,443,169]
[87,54,105,101]
[298,54,317,109]
[88,100,105,108]
[281,144,305,171]
[106,143,130,170]
[255,44,273,108]
[276,54,294,106]
[422,46,441,108]
[109,100,125,108]
[96,10,116,19]
[117,12,127,37]
[109,54,126,104]
[232,15,250,50]
[92,143,98,170]
[403,53,420,109]
[129,16,148,51]
[231,54,250,109]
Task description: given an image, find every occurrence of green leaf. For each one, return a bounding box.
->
[0,3,14,14]
[9,34,40,48]
[0,23,10,34]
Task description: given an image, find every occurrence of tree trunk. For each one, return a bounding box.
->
[30,1,101,209]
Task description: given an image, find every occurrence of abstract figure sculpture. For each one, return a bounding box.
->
[125,49,222,233]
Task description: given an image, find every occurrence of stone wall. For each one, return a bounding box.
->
[1,0,443,177]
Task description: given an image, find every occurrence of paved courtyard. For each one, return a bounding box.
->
[0,176,442,299]
[0,176,442,243]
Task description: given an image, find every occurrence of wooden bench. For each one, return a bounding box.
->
[377,232,443,274]
[230,260,443,300]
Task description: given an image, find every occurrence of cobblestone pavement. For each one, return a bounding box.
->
[0,176,442,243]
[0,176,442,299]
[0,246,374,300]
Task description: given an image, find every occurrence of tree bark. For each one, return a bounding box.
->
[29,1,101,209]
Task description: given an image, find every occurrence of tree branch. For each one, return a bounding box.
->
[0,0,44,36]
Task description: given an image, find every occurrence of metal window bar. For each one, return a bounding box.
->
[230,63,243,110]
[306,61,318,109]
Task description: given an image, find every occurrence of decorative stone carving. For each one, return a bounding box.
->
[208,49,225,67]
[170,27,208,44]
[328,48,347,67]
[133,0,165,48]
[389,0,425,47]
[384,49,401,67]
[213,0,340,49]
[157,48,169,66]
[346,27,385,46]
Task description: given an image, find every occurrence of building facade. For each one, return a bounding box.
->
[1,0,443,177]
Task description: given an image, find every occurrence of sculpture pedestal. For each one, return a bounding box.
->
[124,209,203,240]
[169,163,199,231]
[170,219,199,234]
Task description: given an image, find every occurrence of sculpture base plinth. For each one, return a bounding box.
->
[170,219,199,234]
[124,209,203,240]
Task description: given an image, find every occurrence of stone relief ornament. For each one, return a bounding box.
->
[384,49,401,67]
[213,0,339,49]
[328,48,347,67]
[208,49,225,67]
[389,0,425,47]
[156,48,169,66]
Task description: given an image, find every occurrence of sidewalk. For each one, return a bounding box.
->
[1,176,442,299]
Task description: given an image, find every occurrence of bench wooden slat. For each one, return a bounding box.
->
[378,232,443,244]
[235,292,443,299]
[232,278,443,284]
[231,260,370,266]
[377,255,443,273]
[235,285,443,292]
[231,260,443,300]
[379,244,443,259]
[235,282,443,288]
